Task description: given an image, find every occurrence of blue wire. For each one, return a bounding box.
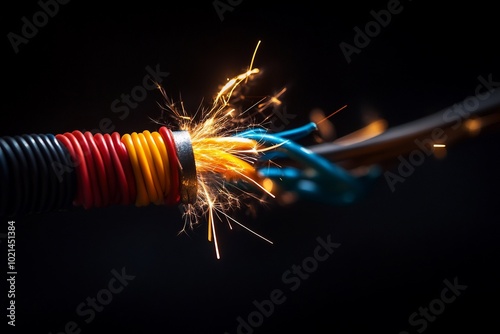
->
[234,123,380,205]
[237,122,318,160]
[238,122,318,141]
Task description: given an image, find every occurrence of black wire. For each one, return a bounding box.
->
[16,135,40,214]
[306,89,500,168]
[39,134,65,211]
[33,134,59,213]
[22,134,49,214]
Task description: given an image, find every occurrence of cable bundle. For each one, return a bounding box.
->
[0,127,191,217]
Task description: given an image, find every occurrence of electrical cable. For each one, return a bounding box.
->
[2,91,500,215]
[1,60,500,261]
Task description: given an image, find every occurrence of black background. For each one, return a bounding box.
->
[2,1,500,333]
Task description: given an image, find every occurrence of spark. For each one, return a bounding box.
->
[257,87,287,112]
[215,207,274,244]
[157,41,284,258]
[316,104,348,125]
[433,144,446,148]
[246,39,261,83]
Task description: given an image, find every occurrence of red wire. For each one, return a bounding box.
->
[60,132,93,209]
[95,133,119,205]
[93,133,117,206]
[85,132,109,207]
[103,133,130,205]
[72,131,102,208]
[159,126,180,205]
[112,132,137,205]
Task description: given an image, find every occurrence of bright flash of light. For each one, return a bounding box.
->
[155,41,282,258]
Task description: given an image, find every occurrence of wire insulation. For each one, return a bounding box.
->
[1,128,193,216]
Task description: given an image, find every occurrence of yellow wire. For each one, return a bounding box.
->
[136,132,164,205]
[194,137,258,151]
[131,132,160,204]
[143,130,166,194]
[194,147,259,183]
[122,133,149,206]
[152,131,171,196]
[122,130,178,206]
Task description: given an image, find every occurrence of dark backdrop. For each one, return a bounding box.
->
[2,1,499,333]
